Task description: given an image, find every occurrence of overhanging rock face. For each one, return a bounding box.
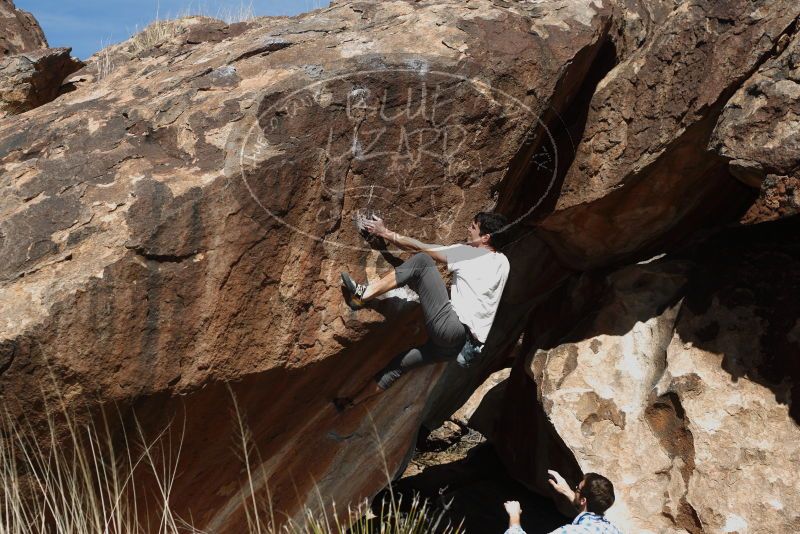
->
[710,24,800,223]
[525,0,799,268]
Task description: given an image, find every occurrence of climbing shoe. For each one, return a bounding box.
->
[341,272,367,310]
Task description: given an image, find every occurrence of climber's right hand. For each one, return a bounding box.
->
[363,216,388,238]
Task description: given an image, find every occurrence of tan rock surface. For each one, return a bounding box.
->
[496,219,800,533]
[452,367,509,438]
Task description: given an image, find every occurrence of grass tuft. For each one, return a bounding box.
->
[95,38,116,80]
[216,1,255,23]
[129,19,183,55]
[0,390,462,534]
[126,1,256,55]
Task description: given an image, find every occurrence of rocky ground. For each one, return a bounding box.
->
[374,420,566,533]
[1,0,799,532]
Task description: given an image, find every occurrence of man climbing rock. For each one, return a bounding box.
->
[335,211,510,410]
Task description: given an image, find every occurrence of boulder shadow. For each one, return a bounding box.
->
[374,442,568,534]
[673,216,800,425]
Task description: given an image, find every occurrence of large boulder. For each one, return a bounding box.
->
[0,0,47,56]
[0,1,612,530]
[495,218,800,533]
[1,0,798,531]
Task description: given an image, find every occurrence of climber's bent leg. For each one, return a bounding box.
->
[342,330,467,409]
[357,253,452,330]
[374,336,464,391]
[370,253,467,393]
[394,253,465,344]
[337,253,466,409]
[361,251,441,302]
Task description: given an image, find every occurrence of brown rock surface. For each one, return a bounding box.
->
[0,0,47,56]
[1,0,799,531]
[0,1,610,530]
[508,0,800,268]
[0,47,84,118]
[711,25,800,223]
[495,219,800,533]
[451,367,509,438]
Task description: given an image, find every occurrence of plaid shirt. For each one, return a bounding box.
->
[504,512,622,534]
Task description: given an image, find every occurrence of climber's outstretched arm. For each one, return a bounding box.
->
[363,217,447,264]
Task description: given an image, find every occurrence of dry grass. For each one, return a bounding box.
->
[0,388,462,534]
[126,1,256,55]
[103,1,334,61]
[129,19,183,55]
[95,39,116,80]
[216,1,255,23]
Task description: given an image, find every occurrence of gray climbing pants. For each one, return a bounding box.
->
[375,253,467,390]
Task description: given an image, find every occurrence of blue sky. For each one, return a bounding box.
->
[16,1,323,59]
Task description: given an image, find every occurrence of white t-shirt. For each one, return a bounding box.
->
[442,244,510,343]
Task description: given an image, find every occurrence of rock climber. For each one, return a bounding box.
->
[503,470,622,534]
[334,211,510,410]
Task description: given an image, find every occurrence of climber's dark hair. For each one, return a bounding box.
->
[473,212,508,248]
[581,473,615,514]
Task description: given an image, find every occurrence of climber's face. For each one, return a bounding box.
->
[467,219,484,247]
